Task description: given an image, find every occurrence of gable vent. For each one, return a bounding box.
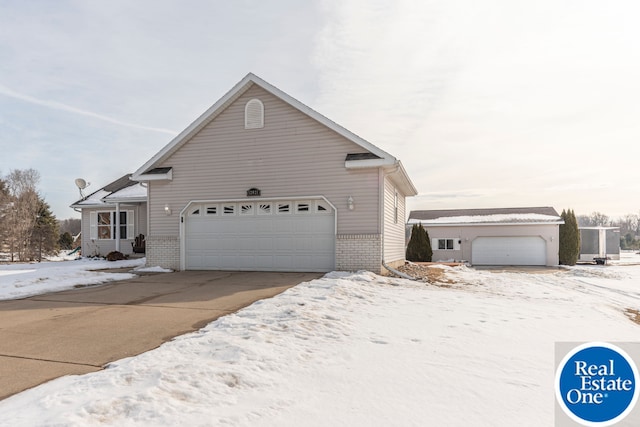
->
[245,98,264,129]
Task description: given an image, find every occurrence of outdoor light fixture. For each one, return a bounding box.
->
[164,204,172,216]
[347,196,354,211]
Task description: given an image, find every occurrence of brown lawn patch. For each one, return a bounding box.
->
[395,263,456,287]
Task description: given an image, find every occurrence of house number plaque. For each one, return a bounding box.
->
[247,188,261,197]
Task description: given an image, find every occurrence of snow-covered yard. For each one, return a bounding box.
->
[0,256,161,300]
[0,255,639,426]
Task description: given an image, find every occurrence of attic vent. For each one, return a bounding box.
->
[245,99,264,129]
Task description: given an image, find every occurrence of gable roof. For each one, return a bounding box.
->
[408,207,563,226]
[70,174,147,208]
[131,73,416,195]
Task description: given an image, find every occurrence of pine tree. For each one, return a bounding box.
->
[406,223,433,262]
[559,209,580,265]
[58,232,74,250]
[31,198,59,262]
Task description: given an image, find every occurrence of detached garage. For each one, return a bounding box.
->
[408,207,564,266]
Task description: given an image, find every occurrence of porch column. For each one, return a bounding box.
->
[115,202,121,252]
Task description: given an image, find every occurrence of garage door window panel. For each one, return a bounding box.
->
[240,204,254,215]
[258,203,272,215]
[296,202,311,213]
[315,201,330,213]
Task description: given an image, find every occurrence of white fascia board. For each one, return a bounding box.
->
[102,197,147,204]
[383,161,418,196]
[133,169,173,182]
[345,158,395,169]
[132,73,398,179]
[417,221,565,227]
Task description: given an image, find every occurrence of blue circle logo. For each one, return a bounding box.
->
[555,342,639,426]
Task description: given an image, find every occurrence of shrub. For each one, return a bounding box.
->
[559,209,580,265]
[406,223,433,262]
[106,251,126,261]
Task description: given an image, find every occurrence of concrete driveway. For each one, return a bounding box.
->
[0,270,321,400]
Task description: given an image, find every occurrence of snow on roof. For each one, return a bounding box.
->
[74,189,111,206]
[408,213,562,225]
[103,183,147,200]
[71,174,146,208]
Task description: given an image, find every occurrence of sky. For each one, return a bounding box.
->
[1,0,639,219]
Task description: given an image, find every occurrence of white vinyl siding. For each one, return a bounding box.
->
[82,204,146,257]
[383,176,406,264]
[148,84,380,238]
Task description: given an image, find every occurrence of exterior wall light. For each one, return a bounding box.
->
[164,204,172,216]
[347,196,354,211]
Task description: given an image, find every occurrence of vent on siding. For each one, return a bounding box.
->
[245,99,264,129]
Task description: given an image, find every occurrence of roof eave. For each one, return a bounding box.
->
[412,221,565,227]
[102,198,148,204]
[132,168,173,181]
[345,158,395,169]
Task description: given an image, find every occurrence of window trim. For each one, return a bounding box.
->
[432,238,461,251]
[90,210,134,240]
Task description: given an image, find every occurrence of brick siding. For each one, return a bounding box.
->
[336,234,382,273]
[146,235,180,271]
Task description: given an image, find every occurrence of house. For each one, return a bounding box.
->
[70,174,147,257]
[408,207,563,266]
[126,73,416,273]
[579,226,620,263]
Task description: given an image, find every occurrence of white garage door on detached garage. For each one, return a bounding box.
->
[183,198,335,272]
[472,236,547,266]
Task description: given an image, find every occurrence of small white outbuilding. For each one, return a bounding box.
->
[579,227,620,263]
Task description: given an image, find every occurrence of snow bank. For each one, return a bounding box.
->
[1,261,639,426]
[0,257,146,300]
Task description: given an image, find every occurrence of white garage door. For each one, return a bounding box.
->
[184,199,335,272]
[471,236,546,266]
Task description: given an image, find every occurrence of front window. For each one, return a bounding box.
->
[93,211,132,240]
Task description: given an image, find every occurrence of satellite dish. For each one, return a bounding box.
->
[75,178,90,199]
[75,178,87,190]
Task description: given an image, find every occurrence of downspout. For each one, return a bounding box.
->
[140,182,149,237]
[380,162,411,278]
[378,167,385,272]
[115,202,121,252]
[382,260,416,280]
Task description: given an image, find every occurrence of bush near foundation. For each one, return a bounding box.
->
[106,251,126,261]
[406,223,433,262]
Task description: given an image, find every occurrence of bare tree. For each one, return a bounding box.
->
[4,169,41,261]
[618,213,640,236]
[0,175,9,257]
[578,211,611,227]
